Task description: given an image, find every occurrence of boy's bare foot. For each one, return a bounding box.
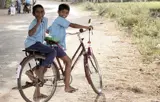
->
[25,70,36,82]
[65,86,78,93]
[33,93,48,100]
[35,67,45,83]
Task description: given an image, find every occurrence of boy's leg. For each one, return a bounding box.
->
[33,85,47,100]
[25,65,47,82]
[35,45,55,98]
[60,56,78,92]
[26,42,56,80]
[34,85,40,98]
[26,42,56,97]
[17,4,21,13]
[25,65,38,82]
[55,46,77,93]
[33,67,48,99]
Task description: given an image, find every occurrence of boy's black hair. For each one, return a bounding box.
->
[58,4,70,12]
[32,4,44,14]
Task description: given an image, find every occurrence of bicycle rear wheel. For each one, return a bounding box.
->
[84,53,103,94]
[17,54,58,102]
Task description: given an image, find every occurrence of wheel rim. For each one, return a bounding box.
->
[87,54,102,94]
[18,55,57,102]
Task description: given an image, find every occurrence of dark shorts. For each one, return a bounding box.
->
[27,42,56,67]
[27,42,66,59]
[54,46,66,58]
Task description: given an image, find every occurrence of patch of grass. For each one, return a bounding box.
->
[83,2,97,11]
[81,2,160,62]
[145,2,160,9]
[5,0,11,8]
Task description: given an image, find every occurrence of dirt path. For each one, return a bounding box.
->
[0,1,160,102]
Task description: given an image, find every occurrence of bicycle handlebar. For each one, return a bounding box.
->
[66,29,91,35]
[66,19,93,43]
[67,18,93,35]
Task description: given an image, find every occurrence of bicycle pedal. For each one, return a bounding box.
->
[35,79,46,87]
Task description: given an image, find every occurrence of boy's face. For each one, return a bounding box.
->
[34,7,45,19]
[58,9,69,18]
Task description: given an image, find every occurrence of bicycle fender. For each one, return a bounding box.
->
[16,57,30,79]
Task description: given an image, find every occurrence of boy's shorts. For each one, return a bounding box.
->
[54,46,66,58]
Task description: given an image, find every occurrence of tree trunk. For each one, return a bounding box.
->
[0,0,6,8]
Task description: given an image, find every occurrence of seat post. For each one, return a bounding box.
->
[25,51,28,56]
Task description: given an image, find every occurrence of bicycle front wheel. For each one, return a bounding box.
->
[17,54,58,102]
[84,53,103,94]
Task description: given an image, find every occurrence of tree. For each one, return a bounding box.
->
[0,0,6,8]
[0,0,11,9]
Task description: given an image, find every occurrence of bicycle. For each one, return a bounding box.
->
[16,19,103,102]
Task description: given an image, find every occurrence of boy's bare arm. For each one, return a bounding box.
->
[28,19,41,36]
[69,23,90,29]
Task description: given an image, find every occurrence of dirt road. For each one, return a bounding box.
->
[0,0,160,102]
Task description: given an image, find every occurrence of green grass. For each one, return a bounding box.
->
[5,0,11,8]
[80,2,160,63]
[145,2,160,9]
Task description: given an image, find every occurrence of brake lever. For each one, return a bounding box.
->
[89,28,93,35]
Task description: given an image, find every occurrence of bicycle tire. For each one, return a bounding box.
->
[17,54,58,102]
[84,53,103,94]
